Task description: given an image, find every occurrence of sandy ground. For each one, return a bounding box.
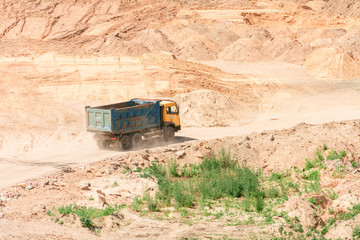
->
[1,0,360,238]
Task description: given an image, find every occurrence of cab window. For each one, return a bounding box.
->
[166,106,179,115]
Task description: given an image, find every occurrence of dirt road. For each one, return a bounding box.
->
[1,81,360,188]
[1,59,360,188]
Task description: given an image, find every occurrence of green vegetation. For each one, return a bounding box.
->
[353,225,360,239]
[122,164,131,174]
[50,204,125,232]
[333,165,347,178]
[327,150,346,161]
[48,147,356,238]
[304,149,326,171]
[351,161,358,168]
[338,204,360,221]
[149,149,265,212]
[131,196,143,212]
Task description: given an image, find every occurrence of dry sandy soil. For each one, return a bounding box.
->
[1,0,360,239]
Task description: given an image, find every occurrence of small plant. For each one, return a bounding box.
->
[332,165,346,178]
[56,204,124,232]
[133,167,142,173]
[338,204,360,221]
[303,170,320,181]
[180,208,189,218]
[307,198,318,207]
[270,172,284,182]
[140,172,152,178]
[325,190,338,200]
[147,197,160,212]
[327,150,346,161]
[214,210,224,219]
[173,180,195,208]
[131,196,143,212]
[303,180,321,193]
[122,165,131,174]
[323,144,328,151]
[290,216,304,233]
[89,195,94,201]
[351,161,358,168]
[315,149,325,162]
[112,181,119,187]
[353,225,360,239]
[167,159,179,177]
[46,210,55,217]
[181,164,200,178]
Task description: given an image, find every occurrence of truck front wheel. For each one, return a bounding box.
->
[131,133,142,148]
[163,127,175,142]
[119,135,131,150]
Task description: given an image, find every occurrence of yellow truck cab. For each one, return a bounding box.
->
[160,101,181,141]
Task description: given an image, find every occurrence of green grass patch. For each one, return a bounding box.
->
[55,204,124,231]
[149,149,265,213]
[327,150,346,161]
[338,204,360,221]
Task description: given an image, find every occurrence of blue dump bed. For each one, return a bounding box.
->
[86,99,161,134]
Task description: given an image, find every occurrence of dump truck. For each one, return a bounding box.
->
[85,99,181,150]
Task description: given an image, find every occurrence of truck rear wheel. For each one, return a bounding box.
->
[163,127,175,142]
[97,139,110,149]
[131,133,142,147]
[119,135,131,150]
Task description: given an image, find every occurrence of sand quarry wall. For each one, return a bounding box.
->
[1,0,360,79]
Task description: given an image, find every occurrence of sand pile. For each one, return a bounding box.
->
[263,37,308,63]
[326,214,360,239]
[337,36,360,61]
[218,38,263,62]
[232,25,272,43]
[186,23,209,35]
[323,0,360,16]
[173,35,219,60]
[282,196,320,229]
[132,29,173,52]
[80,37,150,57]
[169,28,199,43]
[173,90,243,127]
[205,21,239,47]
[297,28,346,46]
[305,47,360,79]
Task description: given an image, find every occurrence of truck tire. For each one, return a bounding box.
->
[119,135,131,150]
[163,127,175,142]
[97,139,110,149]
[131,133,142,147]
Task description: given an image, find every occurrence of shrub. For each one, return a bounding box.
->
[173,180,195,208]
[303,170,320,181]
[57,204,124,231]
[167,159,179,177]
[147,198,160,212]
[270,172,284,182]
[132,196,143,212]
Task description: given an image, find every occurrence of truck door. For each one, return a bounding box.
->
[163,103,180,127]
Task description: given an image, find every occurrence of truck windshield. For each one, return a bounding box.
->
[166,105,179,115]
